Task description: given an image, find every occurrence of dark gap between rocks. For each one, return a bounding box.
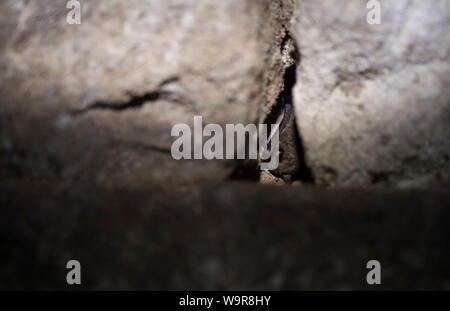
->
[267,63,314,185]
[283,58,315,184]
[232,35,315,185]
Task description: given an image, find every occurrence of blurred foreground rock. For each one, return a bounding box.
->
[1,182,449,290]
[294,0,450,187]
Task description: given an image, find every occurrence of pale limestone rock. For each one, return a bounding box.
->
[293,0,450,187]
[0,0,294,188]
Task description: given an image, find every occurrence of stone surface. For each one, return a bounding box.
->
[0,0,293,189]
[1,182,449,290]
[1,0,450,292]
[260,170,285,185]
[293,0,450,187]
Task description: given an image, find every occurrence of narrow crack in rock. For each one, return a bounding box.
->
[70,91,163,115]
[265,31,315,185]
[128,143,173,155]
[69,77,188,116]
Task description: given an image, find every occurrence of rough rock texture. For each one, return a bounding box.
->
[0,0,292,189]
[1,0,450,292]
[1,182,449,290]
[259,0,298,123]
[293,0,450,187]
